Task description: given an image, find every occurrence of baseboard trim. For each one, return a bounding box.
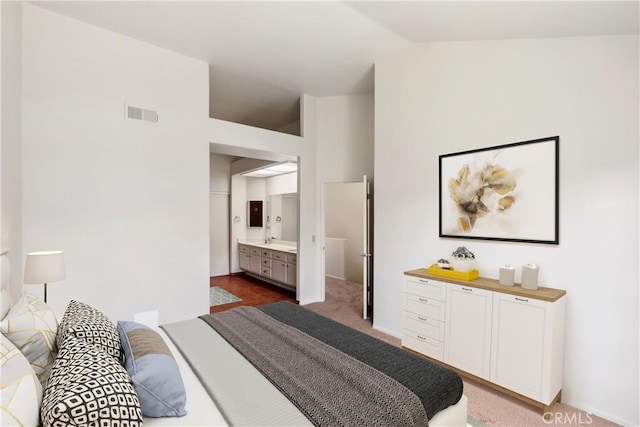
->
[372,323,402,339]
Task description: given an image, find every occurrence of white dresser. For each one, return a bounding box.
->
[403,268,566,413]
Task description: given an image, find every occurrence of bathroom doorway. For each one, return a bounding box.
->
[209,143,298,277]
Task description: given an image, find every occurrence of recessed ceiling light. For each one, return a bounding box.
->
[241,161,297,178]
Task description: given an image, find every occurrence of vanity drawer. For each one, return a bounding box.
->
[403,330,444,361]
[250,247,261,256]
[261,267,272,277]
[273,251,286,261]
[262,258,272,267]
[261,249,272,258]
[405,293,446,321]
[239,245,250,254]
[405,276,447,301]
[288,254,297,263]
[404,311,445,341]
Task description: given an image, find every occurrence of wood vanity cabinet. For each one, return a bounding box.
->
[272,253,297,288]
[403,269,566,413]
[238,243,297,291]
[238,245,261,274]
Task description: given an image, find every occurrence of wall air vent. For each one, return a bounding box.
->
[125,104,159,124]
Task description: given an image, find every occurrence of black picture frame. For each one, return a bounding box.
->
[439,136,559,244]
[248,200,263,227]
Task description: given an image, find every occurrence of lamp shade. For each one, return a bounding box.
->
[23,251,66,284]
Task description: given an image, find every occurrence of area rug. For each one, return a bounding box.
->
[210,286,241,307]
[467,415,488,427]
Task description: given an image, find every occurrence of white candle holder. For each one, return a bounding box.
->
[499,266,515,286]
[521,264,539,290]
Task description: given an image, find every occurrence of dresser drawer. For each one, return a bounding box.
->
[405,276,446,301]
[262,258,272,267]
[404,312,445,341]
[405,293,446,321]
[403,330,444,361]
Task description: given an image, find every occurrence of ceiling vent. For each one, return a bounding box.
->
[125,104,159,124]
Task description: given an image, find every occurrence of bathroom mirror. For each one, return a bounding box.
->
[267,193,298,241]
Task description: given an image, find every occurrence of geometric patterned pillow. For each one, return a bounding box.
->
[41,337,142,427]
[57,300,122,364]
[1,333,43,427]
[0,293,58,387]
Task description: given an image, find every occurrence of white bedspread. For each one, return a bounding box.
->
[143,327,227,426]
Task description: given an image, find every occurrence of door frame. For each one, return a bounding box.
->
[319,178,373,318]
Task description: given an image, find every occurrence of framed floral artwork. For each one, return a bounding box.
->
[439,136,559,244]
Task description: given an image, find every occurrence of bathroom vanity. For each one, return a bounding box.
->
[238,242,297,291]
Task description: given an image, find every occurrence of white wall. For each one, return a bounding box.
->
[374,36,639,425]
[266,172,297,195]
[317,94,374,181]
[229,174,247,273]
[0,1,23,303]
[21,4,210,323]
[210,153,233,276]
[281,194,298,242]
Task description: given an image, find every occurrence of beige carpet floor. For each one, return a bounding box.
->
[304,277,618,427]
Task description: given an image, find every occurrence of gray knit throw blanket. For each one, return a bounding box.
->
[202,307,429,427]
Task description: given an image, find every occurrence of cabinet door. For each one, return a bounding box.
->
[249,255,262,273]
[444,284,493,379]
[285,262,297,287]
[272,261,286,283]
[490,293,547,401]
[239,252,251,271]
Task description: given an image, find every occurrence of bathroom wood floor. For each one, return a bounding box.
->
[209,273,297,313]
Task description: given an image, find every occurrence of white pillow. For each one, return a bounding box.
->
[0,294,58,386]
[0,333,43,426]
[0,289,12,321]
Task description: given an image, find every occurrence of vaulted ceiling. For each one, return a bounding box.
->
[33,1,639,132]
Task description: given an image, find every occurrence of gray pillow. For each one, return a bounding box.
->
[117,321,186,418]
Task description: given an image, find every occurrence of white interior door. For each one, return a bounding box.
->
[362,175,373,319]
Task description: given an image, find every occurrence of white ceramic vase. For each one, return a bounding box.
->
[452,258,474,272]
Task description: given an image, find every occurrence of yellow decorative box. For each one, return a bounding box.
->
[428,264,479,281]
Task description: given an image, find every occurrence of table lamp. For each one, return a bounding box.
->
[23,251,66,303]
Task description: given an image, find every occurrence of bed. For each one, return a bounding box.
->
[0,250,467,426]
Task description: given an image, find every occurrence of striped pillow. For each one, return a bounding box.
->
[117,321,186,417]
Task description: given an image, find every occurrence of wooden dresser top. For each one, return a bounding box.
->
[405,268,566,302]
